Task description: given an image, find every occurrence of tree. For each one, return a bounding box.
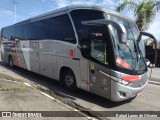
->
[116,0,160,31]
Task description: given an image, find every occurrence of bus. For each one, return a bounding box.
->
[0,5,158,102]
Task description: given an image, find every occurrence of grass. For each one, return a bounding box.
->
[0,85,29,92]
[0,73,30,92]
[0,73,24,82]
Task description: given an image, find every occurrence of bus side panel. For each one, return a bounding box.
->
[51,56,58,80]
[0,42,8,62]
[39,54,53,79]
[39,40,58,80]
[30,41,39,74]
[1,41,19,66]
[19,41,30,70]
[79,59,89,91]
[89,61,111,99]
[14,41,23,68]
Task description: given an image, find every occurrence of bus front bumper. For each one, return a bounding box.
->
[110,78,149,102]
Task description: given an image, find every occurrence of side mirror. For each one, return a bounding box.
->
[81,19,127,44]
[138,31,159,49]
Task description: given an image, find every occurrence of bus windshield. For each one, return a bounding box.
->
[107,15,146,71]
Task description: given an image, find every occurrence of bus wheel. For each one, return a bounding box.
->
[8,56,14,68]
[62,70,76,91]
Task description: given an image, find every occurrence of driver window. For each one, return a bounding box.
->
[91,32,108,64]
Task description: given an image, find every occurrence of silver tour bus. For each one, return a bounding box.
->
[0,5,158,102]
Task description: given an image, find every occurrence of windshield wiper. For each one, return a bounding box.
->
[136,41,147,69]
[132,40,146,73]
[126,43,134,69]
[132,40,138,72]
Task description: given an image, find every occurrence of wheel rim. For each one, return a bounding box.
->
[65,75,74,86]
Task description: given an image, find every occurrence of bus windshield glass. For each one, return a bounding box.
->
[107,15,146,71]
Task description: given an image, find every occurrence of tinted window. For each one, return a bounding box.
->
[71,10,105,43]
[91,32,108,64]
[15,25,24,40]
[34,19,51,40]
[2,27,17,40]
[50,14,76,43]
[2,14,76,43]
[24,23,35,40]
[10,27,16,40]
[2,27,10,40]
[71,10,110,64]
[2,28,6,39]
[33,14,75,43]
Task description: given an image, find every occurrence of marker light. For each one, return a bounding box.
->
[70,50,74,57]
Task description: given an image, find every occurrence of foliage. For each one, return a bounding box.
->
[116,0,160,31]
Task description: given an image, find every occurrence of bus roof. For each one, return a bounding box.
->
[4,4,135,28]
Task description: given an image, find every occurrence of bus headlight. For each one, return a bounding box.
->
[120,80,130,85]
[111,76,130,85]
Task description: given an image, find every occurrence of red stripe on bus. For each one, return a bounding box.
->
[121,75,140,82]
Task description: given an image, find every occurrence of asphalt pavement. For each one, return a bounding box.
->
[148,67,160,85]
[0,67,88,120]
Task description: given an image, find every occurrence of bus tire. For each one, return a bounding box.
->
[8,56,14,68]
[62,69,76,91]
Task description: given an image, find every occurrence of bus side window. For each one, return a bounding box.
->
[91,32,108,65]
[15,25,25,40]
[24,23,35,40]
[2,28,10,40]
[34,19,51,40]
[50,14,76,44]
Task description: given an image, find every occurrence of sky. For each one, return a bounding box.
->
[0,0,159,40]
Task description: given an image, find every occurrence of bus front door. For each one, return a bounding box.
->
[89,31,111,99]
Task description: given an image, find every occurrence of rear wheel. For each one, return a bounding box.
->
[8,56,14,68]
[62,70,76,91]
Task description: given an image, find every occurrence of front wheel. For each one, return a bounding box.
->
[62,70,76,91]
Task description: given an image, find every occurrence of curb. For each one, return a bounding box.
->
[149,80,160,86]
[149,77,160,86]
[149,78,160,82]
